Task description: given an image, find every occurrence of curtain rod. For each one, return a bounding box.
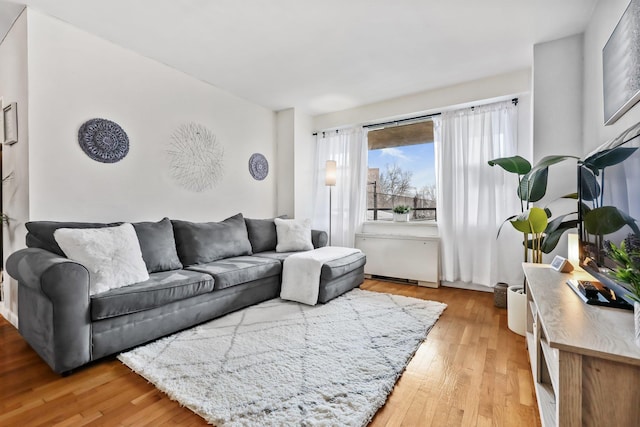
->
[363,112,441,129]
[313,98,518,136]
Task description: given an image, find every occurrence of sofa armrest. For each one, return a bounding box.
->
[311,230,328,248]
[6,248,91,374]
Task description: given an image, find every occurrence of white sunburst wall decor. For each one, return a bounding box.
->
[167,123,225,192]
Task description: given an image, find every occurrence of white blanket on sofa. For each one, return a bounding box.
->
[280,246,362,306]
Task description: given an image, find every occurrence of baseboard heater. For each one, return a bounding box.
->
[354,233,440,288]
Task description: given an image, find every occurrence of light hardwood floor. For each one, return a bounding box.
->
[0,280,541,426]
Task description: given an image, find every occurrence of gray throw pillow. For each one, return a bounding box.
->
[245,216,287,253]
[172,213,253,266]
[26,221,122,256]
[132,218,183,273]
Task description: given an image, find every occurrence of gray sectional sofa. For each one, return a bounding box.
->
[6,214,366,374]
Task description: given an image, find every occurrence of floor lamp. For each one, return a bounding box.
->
[325,160,336,246]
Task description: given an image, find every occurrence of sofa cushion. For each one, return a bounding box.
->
[172,214,253,266]
[274,218,314,252]
[255,250,366,281]
[54,223,150,296]
[321,252,367,280]
[26,221,122,256]
[245,216,286,253]
[91,269,214,321]
[185,256,281,290]
[132,218,183,273]
[251,251,299,262]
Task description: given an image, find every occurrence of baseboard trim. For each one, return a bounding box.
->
[442,280,493,293]
[0,303,18,327]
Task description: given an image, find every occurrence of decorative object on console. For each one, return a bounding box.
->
[550,255,574,273]
[77,118,129,163]
[603,0,640,125]
[325,160,336,245]
[119,288,446,427]
[567,231,580,266]
[167,122,224,192]
[2,102,17,145]
[248,153,268,180]
[392,205,411,222]
[606,235,640,346]
[565,278,634,310]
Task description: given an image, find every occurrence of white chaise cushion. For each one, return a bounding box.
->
[54,223,150,295]
[274,218,314,252]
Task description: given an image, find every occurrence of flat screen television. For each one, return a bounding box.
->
[578,122,640,303]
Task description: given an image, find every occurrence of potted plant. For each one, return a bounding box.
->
[606,235,640,347]
[392,205,411,222]
[489,155,578,336]
[488,155,579,263]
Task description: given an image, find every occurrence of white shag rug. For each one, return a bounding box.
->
[118,288,447,427]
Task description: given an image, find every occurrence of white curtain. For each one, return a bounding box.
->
[312,128,368,247]
[434,101,522,288]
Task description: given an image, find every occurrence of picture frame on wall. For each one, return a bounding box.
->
[603,0,640,125]
[3,102,18,145]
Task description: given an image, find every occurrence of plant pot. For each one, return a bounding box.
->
[507,286,526,336]
[635,302,640,348]
[393,213,409,222]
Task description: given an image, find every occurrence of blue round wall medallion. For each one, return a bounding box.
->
[249,153,269,180]
[78,118,129,163]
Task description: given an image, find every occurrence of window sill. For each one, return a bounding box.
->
[363,220,437,227]
[361,220,439,238]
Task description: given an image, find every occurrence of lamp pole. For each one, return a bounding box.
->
[325,160,337,246]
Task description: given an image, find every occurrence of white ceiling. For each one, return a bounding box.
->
[0,1,23,43]
[4,0,597,115]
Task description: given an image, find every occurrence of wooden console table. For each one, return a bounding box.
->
[522,263,640,427]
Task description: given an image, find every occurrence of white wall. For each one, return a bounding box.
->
[26,9,277,224]
[532,33,585,261]
[275,107,315,221]
[276,109,294,217]
[312,69,533,178]
[0,10,29,324]
[533,34,584,165]
[313,69,531,131]
[583,0,640,153]
[293,110,315,221]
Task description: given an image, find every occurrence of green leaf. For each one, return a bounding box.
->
[530,155,580,174]
[583,147,638,170]
[579,167,600,202]
[619,210,640,235]
[518,168,548,202]
[541,230,563,252]
[488,156,531,174]
[562,193,578,199]
[510,207,548,233]
[579,202,592,217]
[584,206,638,235]
[496,215,518,238]
[518,155,579,203]
[545,214,578,234]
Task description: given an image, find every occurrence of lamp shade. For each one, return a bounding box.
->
[567,232,580,266]
[325,160,336,186]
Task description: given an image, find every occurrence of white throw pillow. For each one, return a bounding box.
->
[274,218,314,252]
[54,223,150,295]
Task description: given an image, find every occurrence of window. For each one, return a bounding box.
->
[366,120,436,221]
